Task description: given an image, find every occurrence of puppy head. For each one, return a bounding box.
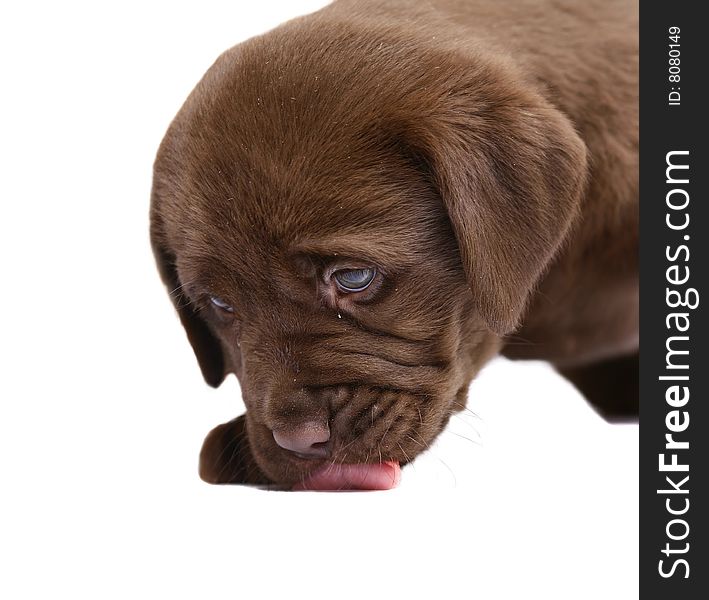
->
[151,18,587,485]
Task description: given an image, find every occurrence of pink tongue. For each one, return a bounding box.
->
[293,461,401,491]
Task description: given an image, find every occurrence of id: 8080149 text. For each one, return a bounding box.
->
[668,26,681,106]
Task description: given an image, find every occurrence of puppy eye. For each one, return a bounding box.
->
[333,268,376,292]
[209,295,234,313]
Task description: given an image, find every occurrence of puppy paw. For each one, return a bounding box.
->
[199,415,270,485]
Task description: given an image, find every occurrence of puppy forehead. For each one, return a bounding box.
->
[189,165,438,272]
[164,29,453,274]
[184,124,431,245]
[177,134,441,271]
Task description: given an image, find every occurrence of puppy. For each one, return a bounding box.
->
[150,0,638,489]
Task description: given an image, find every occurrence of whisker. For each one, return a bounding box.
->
[501,332,538,346]
[406,434,424,448]
[436,456,458,487]
[405,432,458,487]
[410,429,430,449]
[168,279,193,297]
[397,442,411,463]
[449,399,483,420]
[364,447,372,464]
[333,436,360,460]
[448,430,482,447]
[449,413,482,437]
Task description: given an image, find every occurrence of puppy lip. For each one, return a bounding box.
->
[292,445,330,460]
[280,448,328,466]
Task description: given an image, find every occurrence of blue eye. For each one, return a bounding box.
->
[333,268,376,292]
[209,295,234,313]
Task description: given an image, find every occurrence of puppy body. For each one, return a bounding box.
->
[151,0,638,485]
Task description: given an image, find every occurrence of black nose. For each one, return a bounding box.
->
[272,421,331,458]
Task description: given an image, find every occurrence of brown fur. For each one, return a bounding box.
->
[150,0,638,486]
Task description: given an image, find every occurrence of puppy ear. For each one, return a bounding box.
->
[151,235,226,387]
[396,75,588,334]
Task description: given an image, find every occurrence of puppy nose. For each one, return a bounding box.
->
[272,421,331,458]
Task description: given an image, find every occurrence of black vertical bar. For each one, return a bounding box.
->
[640,1,707,596]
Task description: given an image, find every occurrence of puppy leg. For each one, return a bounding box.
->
[199,414,270,485]
[557,352,639,422]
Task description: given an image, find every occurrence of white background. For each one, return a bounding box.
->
[0,1,638,598]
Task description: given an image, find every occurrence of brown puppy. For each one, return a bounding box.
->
[150,0,638,487]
